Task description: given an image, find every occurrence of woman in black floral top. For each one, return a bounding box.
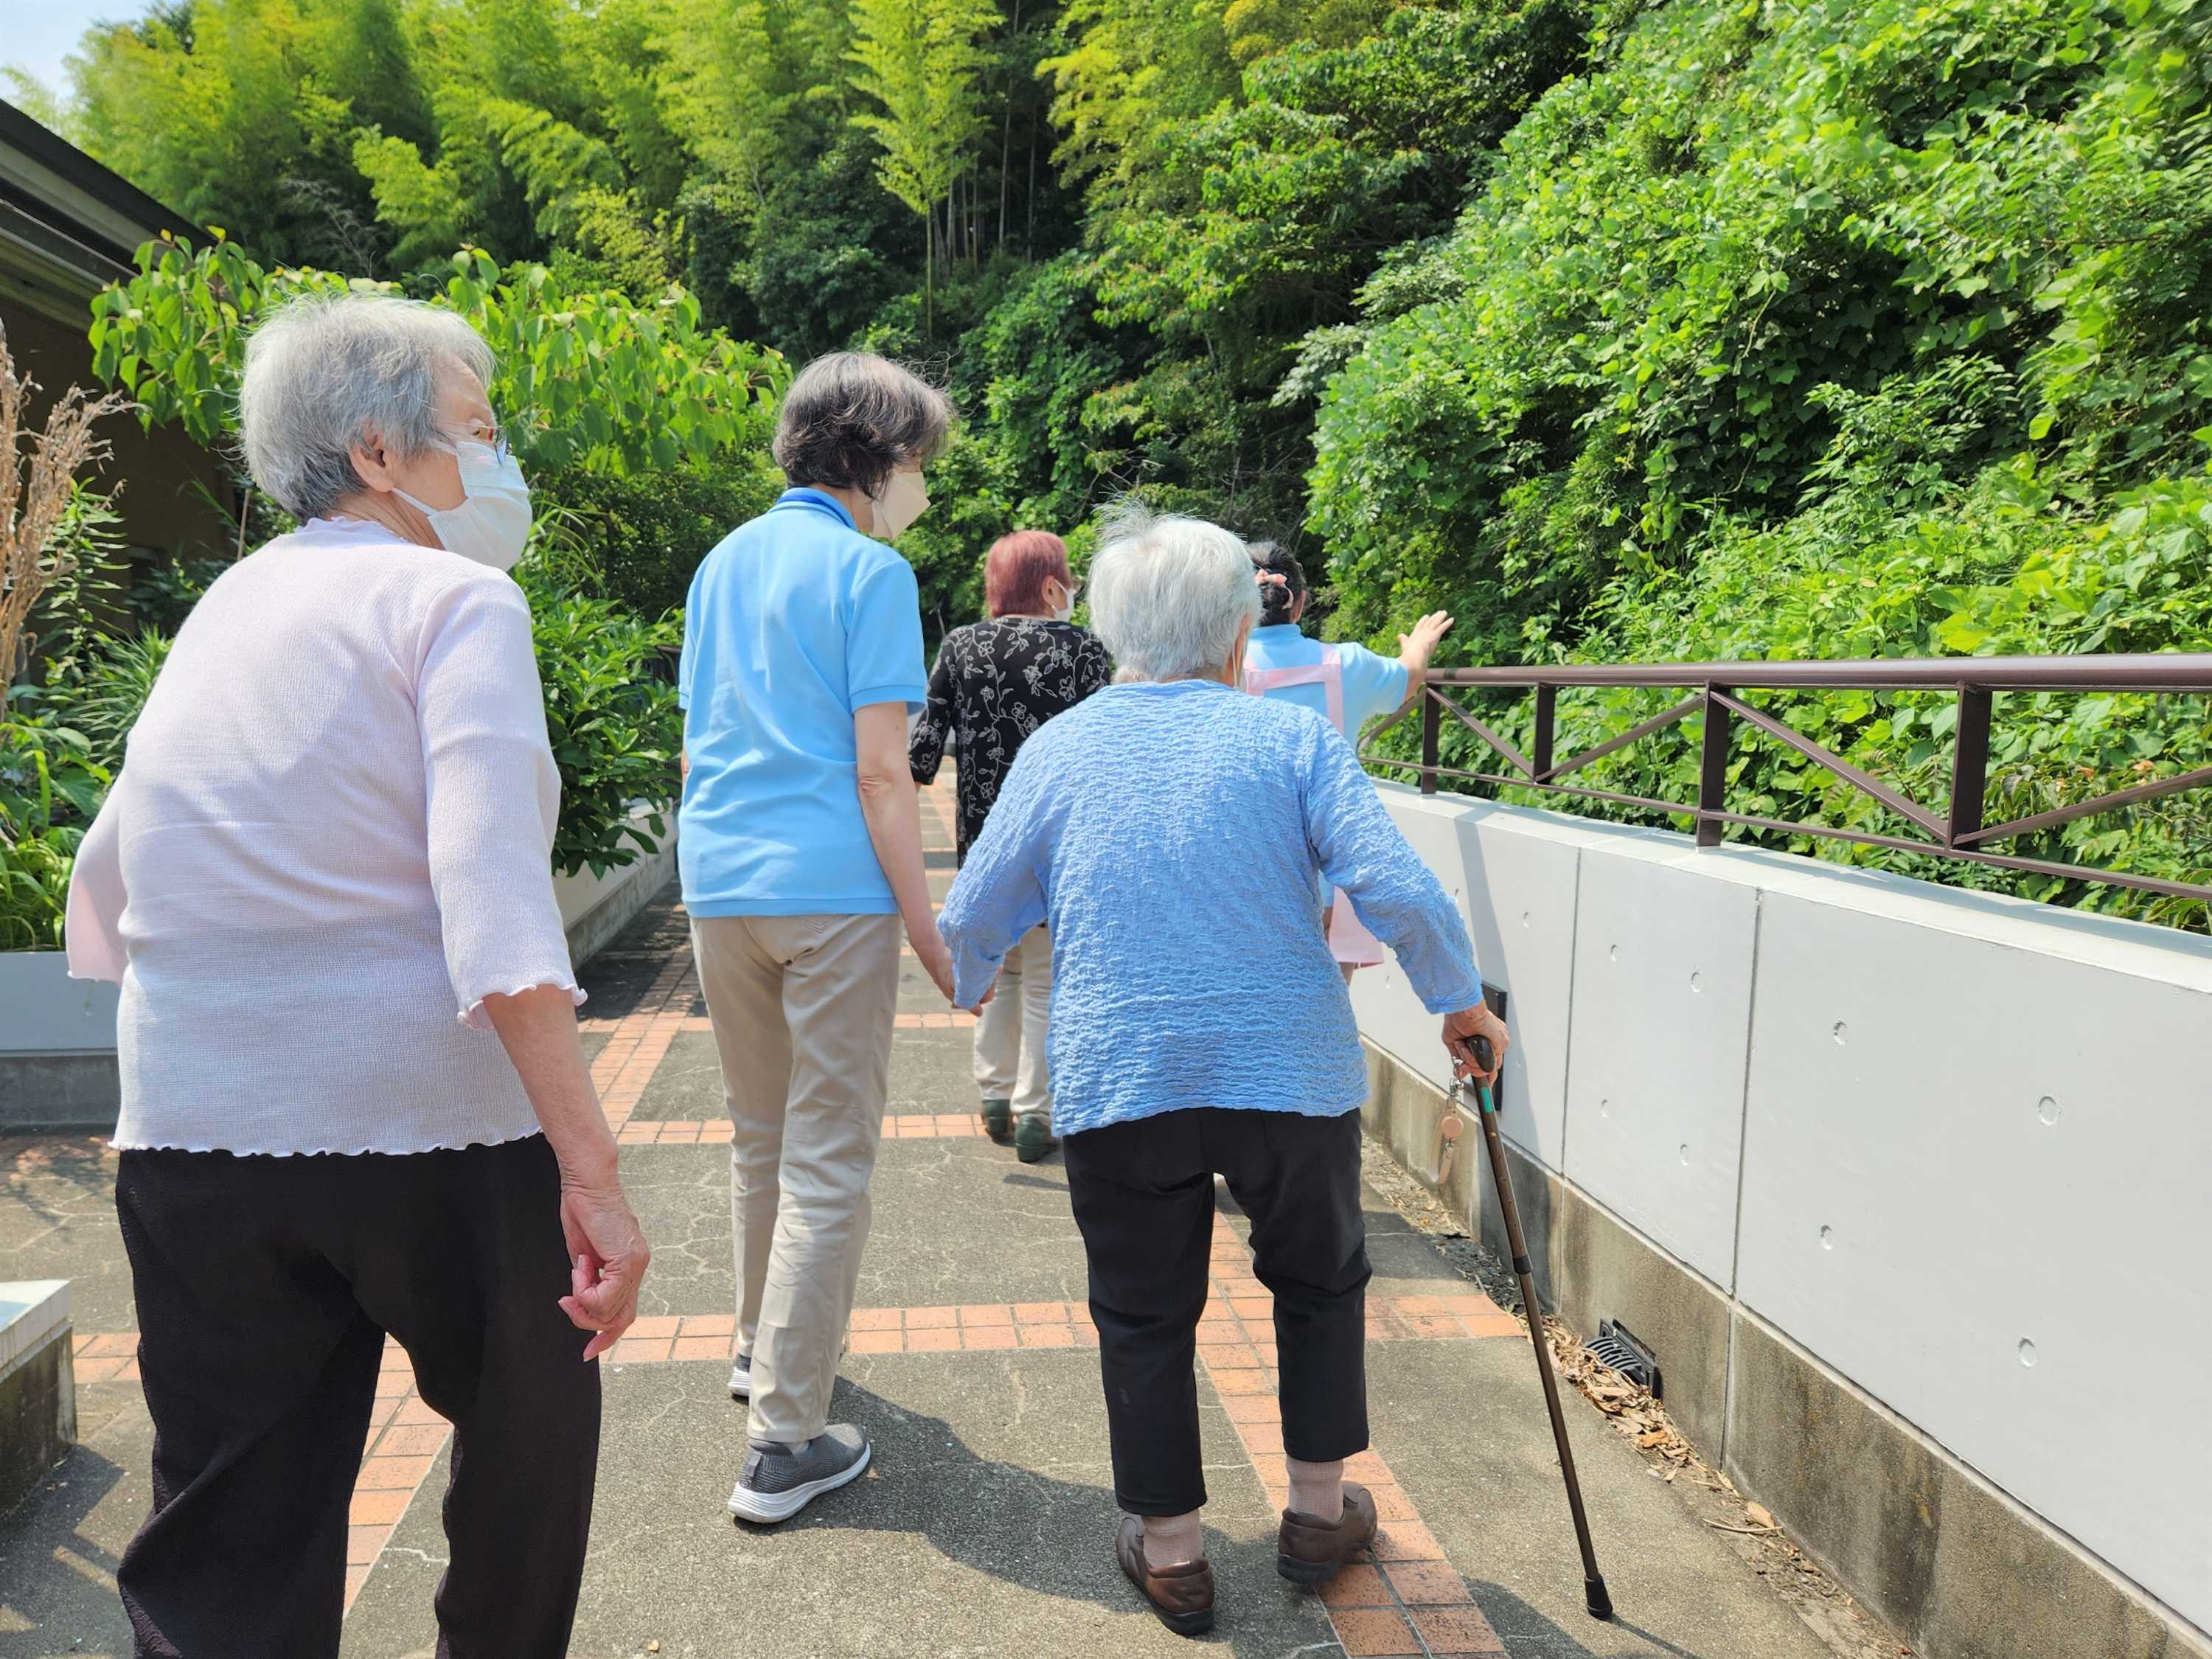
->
[910,530,1110,1160]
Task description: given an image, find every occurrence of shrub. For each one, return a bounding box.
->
[518,566,683,878]
[60,630,174,778]
[528,460,779,620]
[0,694,105,950]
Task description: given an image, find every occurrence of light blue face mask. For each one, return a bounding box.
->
[397,439,533,571]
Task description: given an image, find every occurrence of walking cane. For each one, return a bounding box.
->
[1461,1034,1613,1621]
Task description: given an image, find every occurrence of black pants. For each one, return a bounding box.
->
[114,1135,599,1659]
[1062,1106,1370,1516]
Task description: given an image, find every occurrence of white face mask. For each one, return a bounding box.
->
[398,439,532,571]
[1049,580,1077,623]
[868,467,929,540]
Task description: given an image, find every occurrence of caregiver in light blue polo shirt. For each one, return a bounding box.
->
[1242,540,1451,978]
[678,352,967,1526]
[1241,540,1451,737]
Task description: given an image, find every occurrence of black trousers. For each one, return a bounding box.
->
[1062,1106,1370,1516]
[113,1134,599,1659]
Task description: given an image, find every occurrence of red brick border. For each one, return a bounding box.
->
[585,1288,1511,1363]
[1197,1215,1508,1656]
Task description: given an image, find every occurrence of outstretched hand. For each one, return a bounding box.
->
[1441,1002,1509,1087]
[1398,611,1455,669]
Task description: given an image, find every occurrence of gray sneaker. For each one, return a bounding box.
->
[726,1425,872,1524]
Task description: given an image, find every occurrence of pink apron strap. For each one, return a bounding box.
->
[1248,646,1372,961]
[1243,644,1346,732]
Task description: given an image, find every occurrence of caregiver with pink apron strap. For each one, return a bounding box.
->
[1242,541,1454,975]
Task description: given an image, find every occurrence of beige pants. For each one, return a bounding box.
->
[692,912,901,1445]
[972,924,1052,1121]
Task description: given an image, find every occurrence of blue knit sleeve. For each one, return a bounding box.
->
[1304,724,1485,1014]
[938,740,1051,1007]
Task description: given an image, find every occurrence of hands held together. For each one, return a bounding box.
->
[914,924,993,1015]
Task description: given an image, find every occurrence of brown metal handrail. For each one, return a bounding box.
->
[1358,653,2212,907]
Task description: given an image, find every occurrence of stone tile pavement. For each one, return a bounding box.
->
[0,779,1851,1658]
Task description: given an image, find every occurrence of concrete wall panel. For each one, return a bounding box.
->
[1735,889,2212,1630]
[1561,844,1757,1288]
[1351,785,1602,1171]
[1362,787,2212,1644]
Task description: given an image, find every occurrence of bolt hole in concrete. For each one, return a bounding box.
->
[1609,942,1619,962]
[1600,1098,1610,1119]
[1689,970,1702,992]
[1520,910,1531,928]
[2038,1094,2062,1126]
[1819,1225,1834,1250]
[2020,1338,2038,1367]
[1677,1143,1690,1165]
[1832,1020,1848,1044]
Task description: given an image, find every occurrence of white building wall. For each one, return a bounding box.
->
[1353,781,2212,1632]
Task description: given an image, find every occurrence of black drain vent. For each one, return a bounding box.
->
[1585,1318,1661,1398]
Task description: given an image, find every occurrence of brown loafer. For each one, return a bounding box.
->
[1276,1481,1379,1586]
[1116,1514,1216,1637]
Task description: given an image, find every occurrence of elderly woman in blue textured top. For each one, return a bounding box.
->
[936,503,1511,1638]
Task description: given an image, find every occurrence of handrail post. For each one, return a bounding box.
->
[1948,686,1992,847]
[1533,685,1556,780]
[1420,689,1441,796]
[1696,684,1731,847]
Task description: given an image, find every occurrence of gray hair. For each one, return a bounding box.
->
[1088,499,1261,683]
[238,293,496,520]
[772,352,954,497]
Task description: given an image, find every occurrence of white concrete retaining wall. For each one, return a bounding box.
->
[0,809,672,1127]
[0,953,122,1054]
[1352,782,2212,1638]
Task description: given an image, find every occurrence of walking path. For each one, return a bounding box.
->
[1,779,1864,1659]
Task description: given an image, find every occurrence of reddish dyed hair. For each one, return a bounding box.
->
[984,529,1073,618]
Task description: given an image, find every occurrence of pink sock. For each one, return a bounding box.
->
[1142,1509,1203,1567]
[1287,1456,1344,1521]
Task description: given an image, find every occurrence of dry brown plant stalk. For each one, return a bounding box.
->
[1,320,136,683]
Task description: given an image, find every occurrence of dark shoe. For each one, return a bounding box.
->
[1116,1514,1215,1637]
[1276,1481,1379,1587]
[1014,1111,1058,1163]
[981,1099,1012,1143]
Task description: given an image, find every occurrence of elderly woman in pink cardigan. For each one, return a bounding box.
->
[66,292,649,1659]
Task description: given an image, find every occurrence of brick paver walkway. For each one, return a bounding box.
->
[1,776,1851,1659]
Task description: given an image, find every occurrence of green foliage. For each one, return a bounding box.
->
[529,460,782,619]
[55,632,175,779]
[88,240,787,479]
[1037,0,1239,215]
[1307,0,2212,923]
[0,693,105,951]
[1310,0,2212,658]
[1079,0,1588,538]
[1439,456,2212,927]
[66,0,428,271]
[849,0,1001,221]
[515,567,684,877]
